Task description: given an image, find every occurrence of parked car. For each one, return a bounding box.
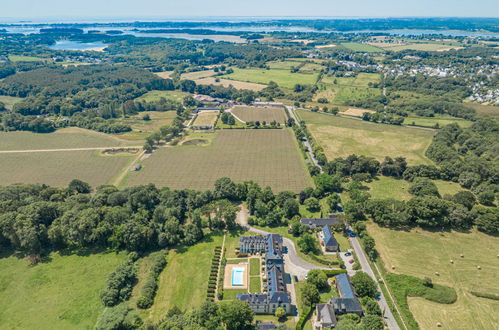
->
[344,252,352,257]
[348,232,356,237]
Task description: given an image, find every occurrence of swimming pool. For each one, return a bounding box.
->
[231,267,245,286]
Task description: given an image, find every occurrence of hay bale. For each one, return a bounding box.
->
[450,260,454,264]
[435,272,440,276]
[437,322,442,327]
[477,265,481,270]
[460,254,464,258]
[391,266,396,270]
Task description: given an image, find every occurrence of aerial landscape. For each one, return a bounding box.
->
[0,1,498,330]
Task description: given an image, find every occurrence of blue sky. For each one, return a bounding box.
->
[1,0,497,19]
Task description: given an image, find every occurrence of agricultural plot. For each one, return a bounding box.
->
[403,115,473,128]
[377,43,463,52]
[181,70,217,80]
[321,73,380,88]
[230,106,288,123]
[299,62,325,73]
[367,223,499,330]
[223,67,319,89]
[136,90,189,103]
[124,129,311,192]
[340,42,384,53]
[0,95,24,110]
[117,111,177,141]
[0,150,134,187]
[267,60,303,70]
[297,110,435,165]
[154,71,174,79]
[192,111,219,127]
[333,86,381,105]
[0,250,127,330]
[194,77,266,91]
[468,103,499,118]
[8,55,45,62]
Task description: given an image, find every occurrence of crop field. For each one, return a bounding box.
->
[297,110,435,165]
[0,250,126,330]
[148,233,225,321]
[340,42,384,53]
[267,60,303,70]
[0,128,125,150]
[321,73,380,88]
[223,67,319,89]
[181,70,217,80]
[136,90,189,103]
[376,43,463,52]
[194,77,266,91]
[403,116,473,128]
[300,62,325,73]
[0,95,24,110]
[8,55,45,62]
[192,111,219,127]
[230,106,288,123]
[341,108,375,117]
[333,86,381,104]
[117,111,177,141]
[124,129,311,192]
[0,150,134,187]
[468,103,499,118]
[367,223,499,330]
[154,71,174,79]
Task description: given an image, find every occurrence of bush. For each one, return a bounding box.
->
[322,269,347,277]
[470,291,499,300]
[296,305,313,330]
[96,302,142,330]
[136,251,167,309]
[101,260,138,307]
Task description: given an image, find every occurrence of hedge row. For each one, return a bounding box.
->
[207,246,222,300]
[100,253,138,307]
[308,253,340,266]
[470,291,499,301]
[296,305,313,330]
[322,269,347,278]
[136,250,168,309]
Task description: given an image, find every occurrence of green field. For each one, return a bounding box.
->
[341,42,384,53]
[124,129,311,192]
[468,103,499,118]
[368,224,499,330]
[0,250,126,330]
[267,60,303,70]
[249,258,261,276]
[380,43,462,52]
[0,150,134,187]
[404,116,473,128]
[321,73,380,88]
[192,111,219,127]
[8,55,45,62]
[0,95,24,110]
[194,77,267,91]
[181,70,217,80]
[148,233,224,321]
[117,111,177,141]
[333,86,381,105]
[223,67,319,89]
[316,73,381,104]
[298,110,435,165]
[249,276,261,292]
[230,106,288,123]
[136,90,189,103]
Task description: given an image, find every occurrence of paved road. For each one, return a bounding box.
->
[286,106,323,172]
[348,229,400,330]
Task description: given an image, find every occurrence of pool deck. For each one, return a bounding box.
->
[223,262,248,290]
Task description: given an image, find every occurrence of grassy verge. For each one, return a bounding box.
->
[250,277,261,293]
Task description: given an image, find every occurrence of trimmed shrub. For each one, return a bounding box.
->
[470,291,499,300]
[136,250,168,309]
[101,260,137,307]
[322,269,347,277]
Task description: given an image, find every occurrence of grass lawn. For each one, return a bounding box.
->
[367,223,499,330]
[136,90,189,103]
[8,55,45,62]
[0,95,24,110]
[403,116,473,128]
[340,43,384,53]
[223,67,319,89]
[297,110,435,165]
[250,258,261,276]
[249,277,261,293]
[117,111,177,141]
[124,129,311,192]
[223,289,248,300]
[0,250,127,330]
[148,233,224,321]
[434,180,467,196]
[254,315,296,329]
[366,177,412,201]
[231,106,288,124]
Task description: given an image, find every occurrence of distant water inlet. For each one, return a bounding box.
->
[231,267,245,286]
[48,40,108,51]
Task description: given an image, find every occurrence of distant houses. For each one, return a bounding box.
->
[237,234,292,315]
[314,273,363,329]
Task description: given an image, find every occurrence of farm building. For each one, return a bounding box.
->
[315,303,337,328]
[301,218,342,229]
[237,234,291,315]
[321,225,339,252]
[192,106,220,113]
[252,101,284,108]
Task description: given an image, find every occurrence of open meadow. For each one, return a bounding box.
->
[0,95,24,110]
[230,106,288,123]
[180,70,217,80]
[192,111,219,127]
[117,111,177,141]
[194,77,266,91]
[316,73,381,104]
[124,129,311,192]
[367,223,499,330]
[136,90,189,103]
[403,115,473,128]
[0,250,127,330]
[340,42,384,53]
[297,110,435,165]
[223,67,319,89]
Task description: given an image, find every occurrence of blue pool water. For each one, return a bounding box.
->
[231,267,245,286]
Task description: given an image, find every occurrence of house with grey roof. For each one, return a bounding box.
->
[300,218,342,229]
[315,303,337,328]
[321,226,339,252]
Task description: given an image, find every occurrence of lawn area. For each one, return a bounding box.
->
[367,223,499,330]
[223,289,248,300]
[249,276,261,293]
[194,77,266,91]
[297,110,435,165]
[148,233,224,321]
[124,129,311,192]
[403,115,473,128]
[192,111,219,127]
[250,258,261,276]
[136,90,189,103]
[223,67,319,89]
[366,177,412,201]
[0,250,127,330]
[0,150,135,187]
[8,55,45,62]
[230,106,288,124]
[0,127,126,151]
[117,111,177,141]
[340,42,384,53]
[0,95,24,110]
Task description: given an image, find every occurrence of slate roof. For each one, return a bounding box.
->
[300,218,342,227]
[331,298,363,315]
[335,273,355,299]
[316,303,337,327]
[322,225,339,248]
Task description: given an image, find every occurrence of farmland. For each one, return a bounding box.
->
[136,90,188,103]
[180,69,217,80]
[316,73,381,104]
[8,55,45,62]
[373,43,463,52]
[0,250,127,330]
[297,110,435,165]
[223,67,319,89]
[0,95,24,110]
[230,106,288,123]
[117,111,177,141]
[124,129,311,192]
[192,110,219,127]
[403,115,473,128]
[194,77,266,91]
[367,223,499,330]
[340,42,384,53]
